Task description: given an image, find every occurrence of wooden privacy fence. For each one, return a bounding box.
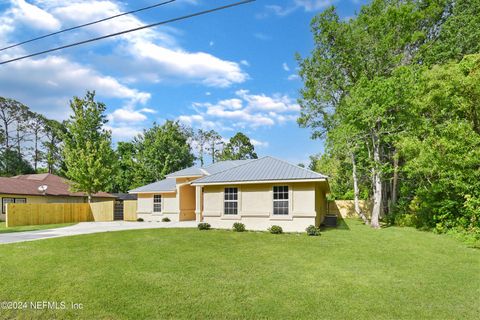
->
[6,201,115,227]
[123,200,138,221]
[328,200,373,218]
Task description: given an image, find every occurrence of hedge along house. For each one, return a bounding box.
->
[0,173,114,221]
[129,157,330,232]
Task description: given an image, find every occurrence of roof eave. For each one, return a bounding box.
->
[191,178,328,186]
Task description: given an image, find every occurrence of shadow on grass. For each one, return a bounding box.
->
[320,216,351,231]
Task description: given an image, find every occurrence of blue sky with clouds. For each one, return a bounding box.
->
[0,0,367,165]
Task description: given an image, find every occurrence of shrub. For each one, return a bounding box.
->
[306,225,321,236]
[162,217,171,222]
[269,225,283,234]
[233,222,246,232]
[197,223,211,230]
[137,218,144,222]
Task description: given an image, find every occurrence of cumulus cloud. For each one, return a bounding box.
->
[264,0,335,17]
[179,90,300,130]
[0,54,150,119]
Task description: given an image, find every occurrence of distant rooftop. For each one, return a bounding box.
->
[1,173,113,198]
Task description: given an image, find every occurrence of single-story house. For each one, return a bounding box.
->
[129,156,330,232]
[0,173,114,221]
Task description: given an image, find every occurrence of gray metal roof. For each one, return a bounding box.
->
[166,159,254,177]
[192,156,327,184]
[128,178,176,193]
[203,160,255,174]
[166,166,204,177]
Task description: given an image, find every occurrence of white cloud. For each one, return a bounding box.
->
[0,54,150,119]
[264,0,335,17]
[251,139,269,148]
[254,33,271,41]
[288,74,300,81]
[282,62,290,71]
[240,60,250,67]
[108,108,147,123]
[104,124,142,141]
[11,0,61,31]
[180,90,300,130]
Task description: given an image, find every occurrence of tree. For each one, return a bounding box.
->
[205,130,223,163]
[0,149,35,176]
[111,141,140,193]
[28,113,46,172]
[134,120,195,184]
[194,129,209,166]
[43,119,66,175]
[220,132,258,160]
[297,0,448,228]
[62,91,116,201]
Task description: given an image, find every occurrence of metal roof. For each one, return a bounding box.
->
[192,156,327,185]
[166,166,204,178]
[128,178,176,193]
[166,160,254,177]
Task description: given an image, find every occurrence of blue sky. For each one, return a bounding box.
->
[0,0,367,165]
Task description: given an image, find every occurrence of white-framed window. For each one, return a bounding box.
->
[153,195,162,213]
[273,186,289,215]
[2,197,26,214]
[224,187,238,215]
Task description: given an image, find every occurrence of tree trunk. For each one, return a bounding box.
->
[34,131,38,171]
[392,149,399,206]
[351,152,369,224]
[371,133,382,229]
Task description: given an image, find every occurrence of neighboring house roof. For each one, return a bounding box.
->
[0,173,114,198]
[166,159,253,177]
[128,178,176,193]
[192,156,328,185]
[110,193,138,200]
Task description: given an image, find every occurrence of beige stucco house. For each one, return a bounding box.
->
[129,156,330,232]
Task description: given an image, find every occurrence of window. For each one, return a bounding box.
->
[153,195,162,213]
[273,186,289,215]
[224,188,238,215]
[2,198,27,214]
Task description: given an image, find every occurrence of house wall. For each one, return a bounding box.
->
[136,192,180,222]
[201,182,328,232]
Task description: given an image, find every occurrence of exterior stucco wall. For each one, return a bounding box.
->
[201,182,326,232]
[136,192,179,222]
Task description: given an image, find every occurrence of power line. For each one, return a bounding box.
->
[0,0,255,66]
[0,0,177,52]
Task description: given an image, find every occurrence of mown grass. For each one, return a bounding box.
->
[0,219,478,319]
[0,222,75,234]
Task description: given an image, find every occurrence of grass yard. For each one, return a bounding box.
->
[0,222,75,234]
[0,219,478,319]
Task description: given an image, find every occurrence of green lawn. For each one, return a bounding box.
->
[0,222,75,234]
[0,219,478,319]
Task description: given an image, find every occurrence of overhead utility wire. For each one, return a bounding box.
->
[0,0,177,52]
[0,0,255,66]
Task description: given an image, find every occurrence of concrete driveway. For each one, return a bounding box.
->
[0,221,198,245]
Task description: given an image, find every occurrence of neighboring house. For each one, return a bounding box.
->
[129,156,330,232]
[0,173,114,221]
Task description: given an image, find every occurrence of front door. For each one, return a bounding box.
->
[114,200,124,220]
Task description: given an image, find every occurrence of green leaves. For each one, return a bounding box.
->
[62,91,115,197]
[220,132,258,161]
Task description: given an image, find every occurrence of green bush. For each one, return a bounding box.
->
[197,223,211,230]
[269,225,283,234]
[306,225,321,236]
[232,222,246,232]
[162,217,171,222]
[137,218,144,222]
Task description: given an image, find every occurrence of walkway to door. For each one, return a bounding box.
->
[0,221,198,245]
